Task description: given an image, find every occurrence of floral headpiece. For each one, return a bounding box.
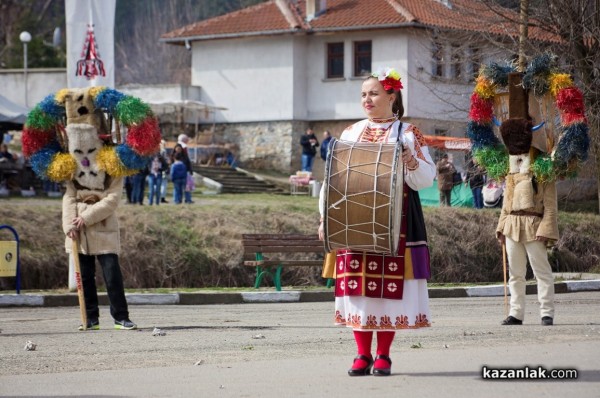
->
[372,67,403,91]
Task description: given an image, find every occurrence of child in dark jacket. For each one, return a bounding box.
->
[170,152,188,204]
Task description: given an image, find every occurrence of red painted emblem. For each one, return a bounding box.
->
[76,24,105,80]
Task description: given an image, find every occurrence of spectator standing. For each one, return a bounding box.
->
[170,152,187,204]
[300,128,319,172]
[170,143,193,204]
[147,152,167,205]
[466,157,486,209]
[436,153,456,206]
[320,131,332,161]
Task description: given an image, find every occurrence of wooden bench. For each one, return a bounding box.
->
[242,233,329,291]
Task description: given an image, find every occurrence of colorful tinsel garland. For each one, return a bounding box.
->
[467,54,590,182]
[22,87,161,181]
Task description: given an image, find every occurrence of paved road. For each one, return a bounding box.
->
[1,292,599,397]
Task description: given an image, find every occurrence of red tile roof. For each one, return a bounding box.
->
[161,0,555,43]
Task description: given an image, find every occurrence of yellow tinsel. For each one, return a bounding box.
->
[54,88,70,105]
[549,73,573,97]
[97,146,137,177]
[47,153,76,182]
[88,86,107,99]
[474,76,496,99]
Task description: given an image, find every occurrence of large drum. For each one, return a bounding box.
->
[323,139,404,255]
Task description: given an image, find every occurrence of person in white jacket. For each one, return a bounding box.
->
[318,67,435,377]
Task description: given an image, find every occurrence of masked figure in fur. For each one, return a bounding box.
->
[23,86,161,331]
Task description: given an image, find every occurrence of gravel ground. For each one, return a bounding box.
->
[1,292,599,376]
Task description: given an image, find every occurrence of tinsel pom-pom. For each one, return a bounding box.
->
[469,93,494,123]
[522,53,555,95]
[21,128,56,158]
[25,105,58,131]
[54,88,70,105]
[466,121,500,150]
[480,62,515,86]
[549,73,573,97]
[39,94,65,121]
[115,96,151,125]
[88,86,106,99]
[115,144,151,170]
[553,123,590,167]
[126,117,162,156]
[473,146,509,180]
[474,76,497,99]
[29,142,61,180]
[532,154,556,183]
[97,146,137,177]
[47,153,77,182]
[94,88,126,114]
[556,87,585,116]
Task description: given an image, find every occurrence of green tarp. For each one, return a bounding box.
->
[419,179,474,207]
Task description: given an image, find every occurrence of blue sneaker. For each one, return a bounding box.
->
[78,319,99,331]
[114,319,137,330]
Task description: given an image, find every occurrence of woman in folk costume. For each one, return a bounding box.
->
[318,68,436,376]
[22,86,162,330]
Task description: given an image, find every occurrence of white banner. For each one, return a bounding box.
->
[65,0,116,88]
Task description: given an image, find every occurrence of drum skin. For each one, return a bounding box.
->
[323,139,403,255]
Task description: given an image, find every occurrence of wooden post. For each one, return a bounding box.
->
[518,0,529,72]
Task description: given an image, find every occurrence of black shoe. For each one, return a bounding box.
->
[347,355,373,376]
[78,319,99,331]
[501,316,523,325]
[541,316,553,326]
[161,198,168,203]
[373,354,392,376]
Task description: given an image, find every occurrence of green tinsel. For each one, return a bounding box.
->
[473,146,509,180]
[115,96,151,125]
[26,105,58,131]
[532,154,556,183]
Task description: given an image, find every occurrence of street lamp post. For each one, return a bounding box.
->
[19,31,32,108]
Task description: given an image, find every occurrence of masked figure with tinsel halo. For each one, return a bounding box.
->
[467,54,590,327]
[22,86,161,330]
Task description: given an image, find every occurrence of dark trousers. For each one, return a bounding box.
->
[79,253,129,321]
[439,189,452,206]
[471,186,484,209]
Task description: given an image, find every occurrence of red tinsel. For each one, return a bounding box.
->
[126,117,161,156]
[469,93,494,123]
[21,128,56,158]
[556,87,585,115]
[562,112,587,126]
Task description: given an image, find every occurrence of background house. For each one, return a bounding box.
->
[161,0,547,175]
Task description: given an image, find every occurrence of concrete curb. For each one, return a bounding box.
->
[1,279,598,307]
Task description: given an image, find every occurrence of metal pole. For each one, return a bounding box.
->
[23,42,28,107]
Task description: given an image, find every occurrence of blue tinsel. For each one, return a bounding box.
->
[94,88,126,114]
[523,53,557,95]
[481,62,515,87]
[38,94,65,121]
[553,123,591,167]
[466,121,500,150]
[29,142,62,180]
[115,144,151,170]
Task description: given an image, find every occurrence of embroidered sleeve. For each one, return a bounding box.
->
[407,125,426,161]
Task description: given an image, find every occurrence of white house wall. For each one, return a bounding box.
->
[191,37,296,123]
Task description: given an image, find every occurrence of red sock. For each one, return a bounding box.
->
[375,331,395,368]
[352,330,373,369]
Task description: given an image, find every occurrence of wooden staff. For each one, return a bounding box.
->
[71,238,87,330]
[502,242,508,317]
